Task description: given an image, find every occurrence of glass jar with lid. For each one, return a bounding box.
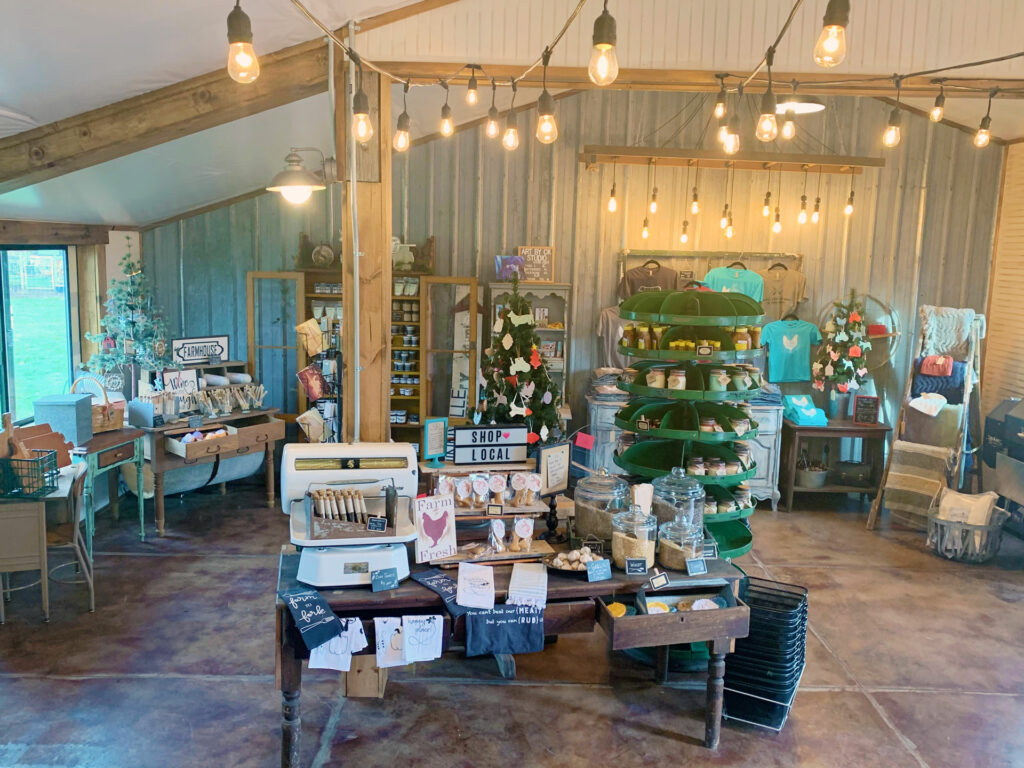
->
[573,469,630,541]
[611,507,657,569]
[651,467,706,527]
[658,518,704,571]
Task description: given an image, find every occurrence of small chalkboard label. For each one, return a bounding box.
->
[648,571,670,591]
[486,503,503,516]
[208,353,222,365]
[685,557,708,576]
[853,395,881,426]
[152,414,165,427]
[187,415,204,429]
[696,344,715,357]
[586,559,612,582]
[366,516,388,532]
[371,567,400,592]
[625,557,648,576]
[703,540,718,559]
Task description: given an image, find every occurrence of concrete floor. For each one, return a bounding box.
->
[1,481,1023,768]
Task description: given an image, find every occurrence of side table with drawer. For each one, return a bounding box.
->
[74,428,146,557]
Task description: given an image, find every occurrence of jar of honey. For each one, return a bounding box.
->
[732,326,752,351]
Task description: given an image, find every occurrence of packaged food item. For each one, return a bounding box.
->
[733,443,751,467]
[717,499,737,514]
[704,499,719,516]
[750,326,762,348]
[686,457,706,476]
[470,474,491,506]
[645,368,666,388]
[455,478,474,507]
[635,324,650,349]
[706,459,726,477]
[436,475,456,497]
[734,484,752,508]
[510,472,530,506]
[708,368,729,392]
[525,474,542,505]
[699,417,719,433]
[730,417,751,435]
[732,326,751,351]
[651,325,666,348]
[667,369,687,390]
[489,473,508,503]
[509,516,534,552]
[621,324,636,347]
[724,460,742,475]
[488,518,507,553]
[549,546,604,572]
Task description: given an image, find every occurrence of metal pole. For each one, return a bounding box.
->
[347,21,361,442]
[327,38,338,442]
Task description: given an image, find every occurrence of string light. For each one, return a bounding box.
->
[762,170,772,216]
[755,49,779,142]
[812,168,822,223]
[882,78,902,148]
[351,60,374,144]
[930,84,945,122]
[772,208,782,234]
[975,89,996,148]
[485,80,501,139]
[717,116,730,145]
[226,1,260,84]
[713,76,727,119]
[649,162,658,213]
[724,113,742,155]
[393,82,411,152]
[845,187,855,216]
[813,0,850,68]
[466,69,479,106]
[607,162,617,213]
[588,0,619,86]
[781,108,797,140]
[503,81,519,151]
[797,170,808,224]
[535,48,559,144]
[641,217,650,239]
[680,220,689,244]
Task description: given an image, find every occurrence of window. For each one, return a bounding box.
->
[0,248,73,421]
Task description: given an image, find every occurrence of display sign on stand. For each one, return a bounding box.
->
[537,441,570,496]
[517,246,555,283]
[853,395,881,425]
[413,494,457,563]
[423,417,448,467]
[453,425,528,465]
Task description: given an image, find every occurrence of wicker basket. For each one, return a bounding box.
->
[71,375,123,434]
[926,508,1009,564]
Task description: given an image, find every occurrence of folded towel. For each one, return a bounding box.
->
[909,393,948,417]
[920,355,954,376]
[912,357,966,404]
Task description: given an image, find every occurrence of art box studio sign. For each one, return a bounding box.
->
[453,426,528,465]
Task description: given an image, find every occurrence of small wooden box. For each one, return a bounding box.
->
[165,427,238,461]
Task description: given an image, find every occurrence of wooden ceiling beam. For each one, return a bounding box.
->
[0,219,112,245]
[579,145,886,175]
[0,0,459,195]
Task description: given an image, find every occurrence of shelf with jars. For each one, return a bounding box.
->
[613,400,759,443]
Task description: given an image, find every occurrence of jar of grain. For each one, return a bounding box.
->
[573,469,630,542]
[658,518,703,571]
[651,467,705,527]
[611,508,657,570]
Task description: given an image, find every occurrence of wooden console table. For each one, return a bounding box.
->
[275,549,749,766]
[74,428,145,556]
[780,419,893,513]
[140,409,284,536]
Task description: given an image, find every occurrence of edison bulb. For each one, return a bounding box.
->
[589,46,619,87]
[228,42,260,83]
[641,219,650,239]
[649,193,658,214]
[393,128,410,152]
[680,230,689,244]
[781,110,797,140]
[882,124,901,148]
[280,186,314,205]
[812,201,821,223]
[725,224,734,239]
[720,212,729,229]
[844,199,854,216]
[353,112,373,143]
[813,25,846,68]
[485,108,501,139]
[798,209,808,224]
[691,197,700,215]
[717,123,730,144]
[466,77,479,106]
[762,197,771,217]
[714,101,726,120]
[607,184,617,213]
[772,217,782,234]
[756,112,779,142]
[723,131,740,155]
[536,114,558,144]
[930,104,944,122]
[502,126,519,151]
[974,128,991,148]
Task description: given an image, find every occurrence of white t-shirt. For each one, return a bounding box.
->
[597,306,628,369]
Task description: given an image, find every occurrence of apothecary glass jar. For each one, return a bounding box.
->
[573,469,630,541]
[611,508,657,569]
[658,518,704,571]
[651,467,706,527]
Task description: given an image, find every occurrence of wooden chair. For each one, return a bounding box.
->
[46,469,94,613]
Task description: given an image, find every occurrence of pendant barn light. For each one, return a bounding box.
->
[755,49,779,143]
[781,108,797,140]
[439,83,455,137]
[393,82,411,152]
[691,166,701,215]
[975,90,996,148]
[776,95,825,115]
[713,76,728,120]
[267,149,328,205]
[882,78,902,149]
[813,0,850,68]
[641,217,650,239]
[226,1,260,84]
[351,56,373,144]
[466,68,480,106]
[536,49,559,144]
[588,1,619,86]
[485,80,501,139]
[503,81,520,151]
[930,83,946,122]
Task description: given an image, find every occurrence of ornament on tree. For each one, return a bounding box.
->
[527,431,540,444]
[501,333,514,350]
[529,346,542,369]
[508,309,533,326]
[510,357,531,375]
[521,381,536,398]
[102,336,116,351]
[811,290,873,395]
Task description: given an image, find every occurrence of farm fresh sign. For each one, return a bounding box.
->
[172,336,228,365]
[453,425,528,465]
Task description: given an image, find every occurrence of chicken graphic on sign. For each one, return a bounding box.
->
[414,494,458,563]
[421,510,449,548]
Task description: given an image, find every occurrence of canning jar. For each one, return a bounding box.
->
[645,368,667,389]
[750,326,762,348]
[611,507,657,569]
[708,368,729,392]
[573,469,631,541]
[732,326,752,351]
[651,467,706,526]
[667,369,687,390]
[658,518,704,571]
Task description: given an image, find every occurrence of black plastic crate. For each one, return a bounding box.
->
[0,449,59,498]
[724,665,804,732]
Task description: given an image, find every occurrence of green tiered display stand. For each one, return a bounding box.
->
[612,289,768,560]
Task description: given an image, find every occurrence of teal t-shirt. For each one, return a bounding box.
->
[704,267,765,301]
[761,320,822,382]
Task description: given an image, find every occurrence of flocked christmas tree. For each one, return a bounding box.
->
[811,289,873,394]
[86,238,175,384]
[476,275,563,445]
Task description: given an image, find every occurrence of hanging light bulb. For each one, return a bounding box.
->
[588,1,619,86]
[502,81,519,151]
[756,88,779,141]
[393,82,411,153]
[485,80,501,139]
[720,204,729,230]
[691,187,701,215]
[641,217,650,239]
[798,195,808,224]
[725,214,735,239]
[724,113,742,155]
[649,187,658,214]
[882,107,902,148]
[717,117,730,145]
[975,90,996,148]
[466,70,479,106]
[781,108,797,140]
[714,79,728,119]
[772,208,782,234]
[762,190,772,217]
[351,65,374,144]
[226,1,260,84]
[813,0,850,68]
[535,49,559,144]
[930,85,945,122]
[680,220,689,244]
[844,190,855,216]
[812,197,821,223]
[439,82,455,137]
[607,181,617,213]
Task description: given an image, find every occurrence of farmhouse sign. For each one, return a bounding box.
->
[172,336,229,365]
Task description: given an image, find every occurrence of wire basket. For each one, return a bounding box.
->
[0,449,59,498]
[926,508,1009,564]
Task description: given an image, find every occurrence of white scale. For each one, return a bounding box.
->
[281,442,419,588]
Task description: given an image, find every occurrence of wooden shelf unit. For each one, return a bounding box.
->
[390,275,425,438]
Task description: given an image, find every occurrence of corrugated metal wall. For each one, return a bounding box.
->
[393,90,1003,426]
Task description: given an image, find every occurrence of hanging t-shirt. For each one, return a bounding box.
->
[617,265,679,299]
[758,267,808,322]
[760,319,822,383]
[703,267,765,301]
[597,306,628,369]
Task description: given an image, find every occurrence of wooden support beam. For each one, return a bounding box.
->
[0,219,111,245]
[578,145,885,175]
[0,0,458,195]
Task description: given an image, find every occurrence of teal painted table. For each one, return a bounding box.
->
[74,428,145,556]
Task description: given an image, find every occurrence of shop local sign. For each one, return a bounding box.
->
[172,336,229,365]
[453,426,528,465]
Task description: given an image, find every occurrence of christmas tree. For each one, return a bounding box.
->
[86,240,175,379]
[811,289,873,394]
[476,275,563,445]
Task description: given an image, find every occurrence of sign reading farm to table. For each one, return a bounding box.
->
[517,246,554,283]
[453,425,529,465]
[172,335,229,366]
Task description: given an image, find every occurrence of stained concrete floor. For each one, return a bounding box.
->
[2,480,1023,768]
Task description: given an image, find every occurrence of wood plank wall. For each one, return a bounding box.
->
[393,90,1004,427]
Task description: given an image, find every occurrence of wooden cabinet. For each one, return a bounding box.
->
[748,404,783,511]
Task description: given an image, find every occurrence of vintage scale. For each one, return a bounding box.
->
[281,442,419,587]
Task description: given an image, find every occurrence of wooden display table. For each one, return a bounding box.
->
[780,418,892,513]
[74,428,145,556]
[139,409,284,536]
[275,548,749,765]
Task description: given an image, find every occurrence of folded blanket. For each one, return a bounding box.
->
[912,357,967,404]
[920,355,954,376]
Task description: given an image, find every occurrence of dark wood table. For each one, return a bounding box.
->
[275,548,749,766]
[780,418,893,513]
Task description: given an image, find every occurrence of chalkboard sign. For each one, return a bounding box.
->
[625,558,649,576]
[187,415,204,429]
[853,395,881,426]
[586,559,612,582]
[685,558,708,576]
[649,572,670,591]
[517,246,555,283]
[278,587,342,650]
[366,516,388,532]
[371,568,400,592]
